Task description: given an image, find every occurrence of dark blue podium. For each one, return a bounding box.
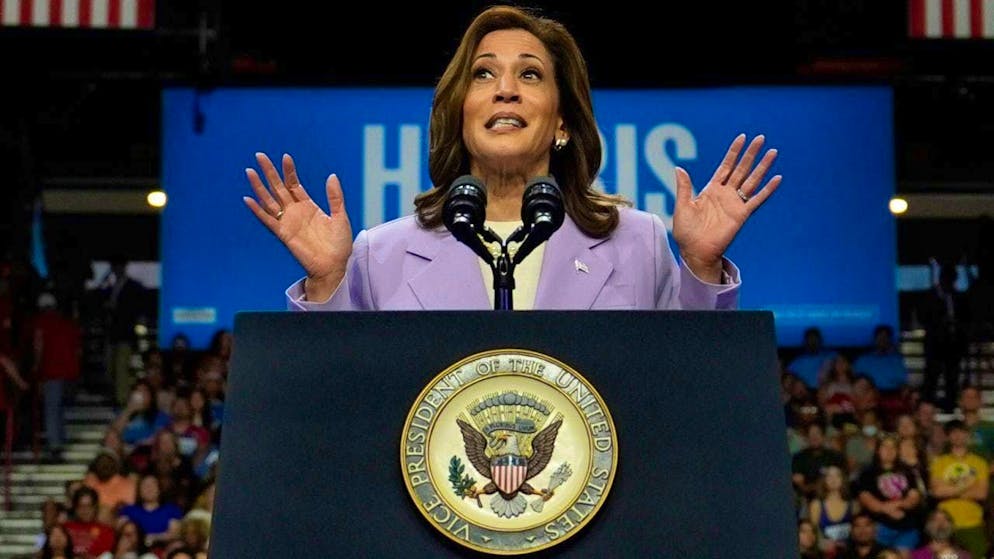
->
[212,311,794,557]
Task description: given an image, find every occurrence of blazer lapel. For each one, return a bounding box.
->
[406,231,490,310]
[533,215,613,309]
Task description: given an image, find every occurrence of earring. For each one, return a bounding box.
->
[554,137,568,151]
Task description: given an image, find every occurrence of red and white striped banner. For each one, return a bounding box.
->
[0,0,154,29]
[909,0,994,38]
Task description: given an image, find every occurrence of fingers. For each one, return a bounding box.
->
[726,135,765,188]
[739,148,778,197]
[282,153,309,203]
[745,174,782,212]
[242,195,279,230]
[674,167,693,207]
[326,174,347,217]
[709,133,746,185]
[256,152,292,207]
[245,168,282,216]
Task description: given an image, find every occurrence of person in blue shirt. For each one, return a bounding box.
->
[788,327,838,389]
[852,325,908,393]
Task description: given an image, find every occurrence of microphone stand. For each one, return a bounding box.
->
[479,227,528,311]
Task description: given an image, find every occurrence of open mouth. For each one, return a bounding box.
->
[486,113,527,129]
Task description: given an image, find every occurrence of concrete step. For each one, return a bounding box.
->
[2,533,40,545]
[0,510,42,520]
[0,543,37,558]
[10,449,95,464]
[9,470,88,483]
[64,407,116,422]
[7,484,64,497]
[10,464,87,476]
[0,517,42,531]
[4,494,49,510]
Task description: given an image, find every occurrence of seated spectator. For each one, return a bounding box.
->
[808,464,857,555]
[64,487,116,557]
[789,327,838,389]
[956,386,994,461]
[165,548,205,559]
[120,474,183,550]
[164,515,210,559]
[895,414,918,442]
[40,523,75,559]
[799,518,824,558]
[165,392,210,467]
[840,512,887,559]
[163,333,196,388]
[929,420,988,559]
[910,508,972,559]
[847,410,882,477]
[35,499,62,552]
[110,380,170,448]
[853,325,908,393]
[189,388,219,445]
[914,400,947,462]
[856,435,922,554]
[149,430,196,510]
[897,437,929,508]
[819,355,858,430]
[793,422,847,503]
[96,519,157,559]
[143,348,175,417]
[83,448,136,524]
[852,376,880,424]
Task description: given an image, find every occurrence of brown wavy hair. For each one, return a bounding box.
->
[414,5,629,238]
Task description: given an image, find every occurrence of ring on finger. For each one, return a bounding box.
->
[275,207,285,220]
[736,188,750,203]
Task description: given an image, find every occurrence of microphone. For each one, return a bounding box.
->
[442,175,493,263]
[512,176,565,265]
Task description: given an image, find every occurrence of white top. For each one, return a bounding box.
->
[477,221,546,311]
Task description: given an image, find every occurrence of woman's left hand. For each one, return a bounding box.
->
[672,133,781,283]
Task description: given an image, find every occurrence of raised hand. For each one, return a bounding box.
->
[243,153,353,300]
[672,134,782,283]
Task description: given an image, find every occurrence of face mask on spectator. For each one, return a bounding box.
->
[862,425,878,437]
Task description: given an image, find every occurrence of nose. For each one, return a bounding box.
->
[493,73,520,103]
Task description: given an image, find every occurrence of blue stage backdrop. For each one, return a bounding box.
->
[161,86,896,348]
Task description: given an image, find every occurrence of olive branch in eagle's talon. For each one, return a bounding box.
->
[531,462,573,512]
[449,456,483,508]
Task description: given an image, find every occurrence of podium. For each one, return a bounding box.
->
[212,311,795,557]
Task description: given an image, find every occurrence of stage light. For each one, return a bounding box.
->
[147,190,168,208]
[889,197,908,215]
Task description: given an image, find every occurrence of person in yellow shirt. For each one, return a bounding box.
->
[929,419,989,559]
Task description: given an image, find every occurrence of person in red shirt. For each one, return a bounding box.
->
[31,293,81,460]
[64,486,115,557]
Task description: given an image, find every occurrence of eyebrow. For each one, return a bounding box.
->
[473,53,545,65]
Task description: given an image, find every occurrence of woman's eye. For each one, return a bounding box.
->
[522,69,542,80]
[473,68,493,80]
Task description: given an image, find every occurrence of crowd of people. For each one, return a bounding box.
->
[788,323,994,559]
[34,330,228,559]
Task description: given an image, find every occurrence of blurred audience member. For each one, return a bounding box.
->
[96,520,157,559]
[165,392,210,468]
[846,410,881,477]
[910,508,971,559]
[110,380,170,448]
[856,435,922,554]
[852,376,880,423]
[929,420,988,559]
[853,325,909,394]
[163,334,195,388]
[83,448,136,523]
[30,292,81,461]
[206,329,233,375]
[40,523,76,559]
[149,430,196,509]
[819,355,858,430]
[99,257,146,406]
[956,386,994,461]
[793,422,847,502]
[800,517,824,559]
[789,327,838,390]
[896,437,929,508]
[919,261,970,413]
[64,486,115,557]
[840,512,887,559]
[119,474,183,550]
[142,348,175,415]
[808,464,856,555]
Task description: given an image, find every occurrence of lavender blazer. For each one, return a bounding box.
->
[286,207,739,311]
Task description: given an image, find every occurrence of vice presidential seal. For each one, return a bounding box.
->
[401,349,617,555]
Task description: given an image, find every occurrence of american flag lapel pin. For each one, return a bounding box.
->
[574,259,589,274]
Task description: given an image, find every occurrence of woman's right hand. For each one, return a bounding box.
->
[243,153,353,301]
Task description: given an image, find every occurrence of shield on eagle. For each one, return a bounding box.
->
[492,454,528,494]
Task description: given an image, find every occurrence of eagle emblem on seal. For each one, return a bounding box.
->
[453,391,567,518]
